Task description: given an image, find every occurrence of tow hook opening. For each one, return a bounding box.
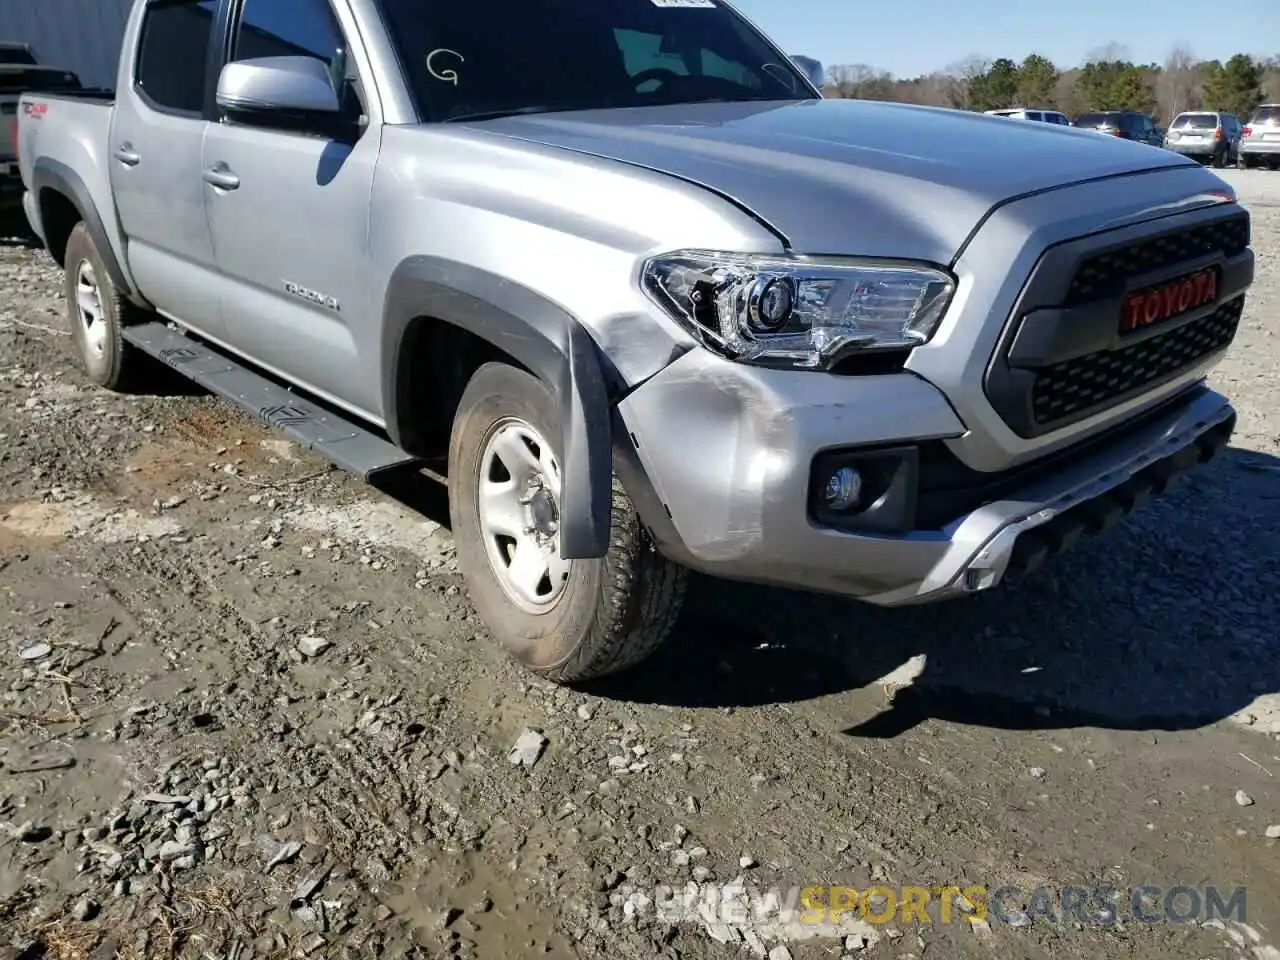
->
[964,567,998,592]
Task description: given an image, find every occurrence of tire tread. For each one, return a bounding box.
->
[544,478,688,683]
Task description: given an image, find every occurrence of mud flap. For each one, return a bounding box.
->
[556,320,613,559]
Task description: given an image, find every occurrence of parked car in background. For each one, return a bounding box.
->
[1163,111,1240,167]
[0,42,37,65]
[1239,104,1280,169]
[1,47,79,214]
[985,107,1070,125]
[1072,110,1163,146]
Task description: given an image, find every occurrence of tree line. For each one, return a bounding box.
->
[823,45,1280,122]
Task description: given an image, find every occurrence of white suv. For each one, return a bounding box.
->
[986,108,1070,125]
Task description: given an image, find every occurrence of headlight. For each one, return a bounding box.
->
[641,250,956,369]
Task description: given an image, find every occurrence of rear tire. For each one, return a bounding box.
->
[448,361,688,683]
[1239,154,1255,170]
[63,222,146,392]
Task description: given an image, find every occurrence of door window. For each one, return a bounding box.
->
[135,0,218,115]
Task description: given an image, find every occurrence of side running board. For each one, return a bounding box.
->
[122,322,421,481]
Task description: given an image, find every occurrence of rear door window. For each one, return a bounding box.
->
[135,0,219,115]
[1172,113,1217,129]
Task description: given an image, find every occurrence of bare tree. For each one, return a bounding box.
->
[938,55,990,110]
[1085,42,1131,64]
[1156,44,1198,121]
[826,63,896,100]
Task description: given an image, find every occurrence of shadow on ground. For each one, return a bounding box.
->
[586,446,1280,739]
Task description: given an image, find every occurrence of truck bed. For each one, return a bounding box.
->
[15,89,116,223]
[1,67,88,167]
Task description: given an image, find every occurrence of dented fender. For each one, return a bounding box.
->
[616,350,967,565]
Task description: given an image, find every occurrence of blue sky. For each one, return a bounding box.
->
[733,0,1280,77]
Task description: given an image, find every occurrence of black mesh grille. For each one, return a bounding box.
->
[1030,297,1242,426]
[1066,215,1250,305]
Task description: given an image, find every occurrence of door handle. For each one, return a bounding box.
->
[113,144,140,166]
[202,164,240,190]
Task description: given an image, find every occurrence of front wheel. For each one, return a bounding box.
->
[448,362,688,683]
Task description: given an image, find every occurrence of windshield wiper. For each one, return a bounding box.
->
[443,105,580,122]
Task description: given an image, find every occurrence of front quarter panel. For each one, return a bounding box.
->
[369,124,782,388]
[370,124,782,557]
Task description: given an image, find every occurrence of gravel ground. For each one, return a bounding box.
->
[0,170,1278,960]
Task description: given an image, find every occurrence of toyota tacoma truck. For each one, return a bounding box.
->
[18,0,1253,683]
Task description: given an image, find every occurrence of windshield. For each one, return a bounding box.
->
[374,0,812,122]
[1250,106,1280,125]
[1073,113,1118,127]
[1172,113,1217,129]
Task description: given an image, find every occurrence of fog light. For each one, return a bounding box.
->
[824,466,862,511]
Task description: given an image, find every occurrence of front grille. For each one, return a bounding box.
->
[1066,215,1250,304]
[1030,296,1242,426]
[985,209,1252,438]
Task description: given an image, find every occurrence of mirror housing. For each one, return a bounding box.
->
[789,55,825,93]
[216,55,340,117]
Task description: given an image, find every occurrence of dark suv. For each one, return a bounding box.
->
[1072,111,1163,146]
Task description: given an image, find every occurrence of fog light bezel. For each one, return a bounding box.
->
[808,445,920,534]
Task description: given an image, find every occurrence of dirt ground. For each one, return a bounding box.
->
[1,170,1278,960]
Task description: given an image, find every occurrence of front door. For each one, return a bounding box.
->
[201,0,380,419]
[108,0,223,337]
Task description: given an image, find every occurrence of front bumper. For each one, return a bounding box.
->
[616,351,1234,605]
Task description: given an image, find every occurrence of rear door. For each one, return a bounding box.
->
[108,0,224,336]
[201,0,382,416]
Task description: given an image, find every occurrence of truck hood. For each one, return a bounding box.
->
[473,98,1195,263]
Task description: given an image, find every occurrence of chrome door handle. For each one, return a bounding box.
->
[113,144,140,166]
[202,165,240,190]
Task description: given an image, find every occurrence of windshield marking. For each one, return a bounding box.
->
[426,48,464,85]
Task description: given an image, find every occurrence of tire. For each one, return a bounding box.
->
[448,361,687,683]
[1239,154,1255,170]
[63,222,146,391]
[1212,145,1226,168]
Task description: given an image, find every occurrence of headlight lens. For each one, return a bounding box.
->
[642,251,956,369]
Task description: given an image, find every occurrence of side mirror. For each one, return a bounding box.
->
[216,55,340,117]
[789,55,825,93]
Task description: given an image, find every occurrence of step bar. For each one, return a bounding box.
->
[122,322,421,481]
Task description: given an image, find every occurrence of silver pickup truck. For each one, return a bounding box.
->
[18,0,1253,683]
